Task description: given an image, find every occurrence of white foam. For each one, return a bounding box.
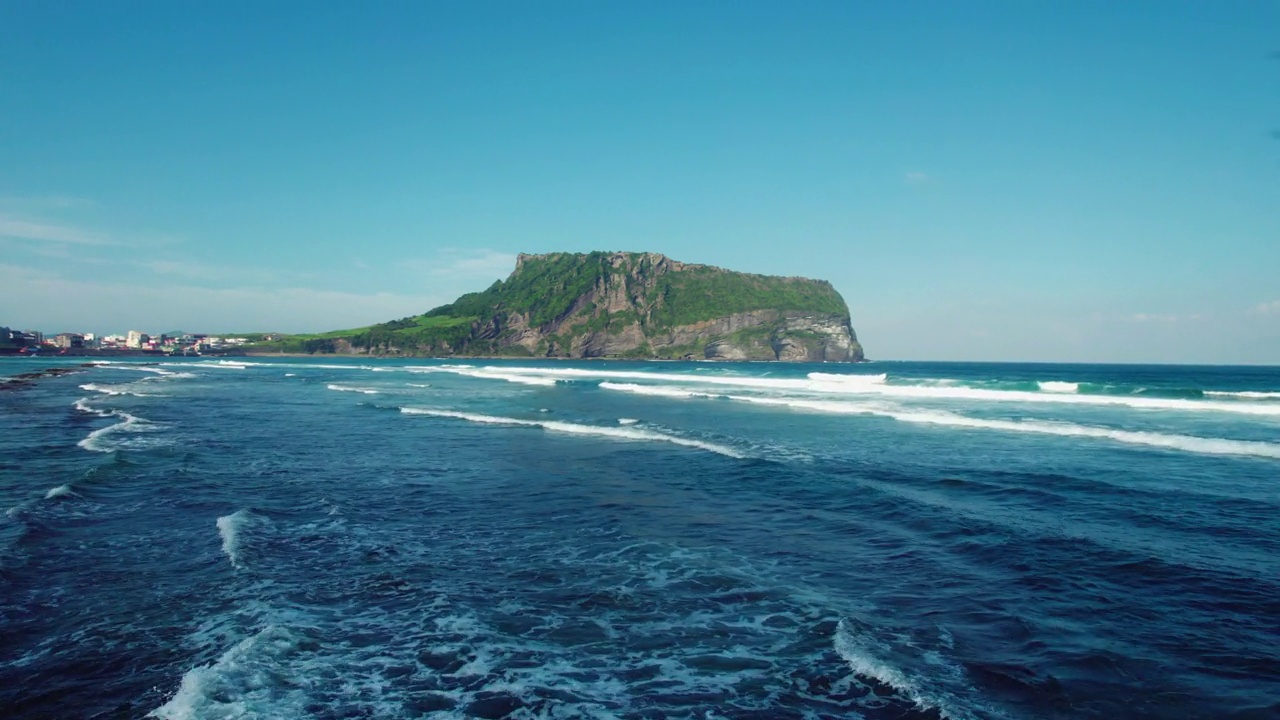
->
[201,360,250,369]
[407,383,431,388]
[808,372,888,385]
[284,373,296,377]
[216,510,252,569]
[44,484,77,500]
[79,382,162,397]
[411,366,557,386]
[73,398,113,417]
[1205,390,1280,400]
[800,374,1280,416]
[834,620,970,720]
[617,418,640,425]
[885,408,1280,459]
[77,411,150,453]
[599,382,702,398]
[95,363,179,376]
[1037,381,1079,393]
[400,407,744,458]
[159,371,198,380]
[459,366,1280,416]
[325,384,380,395]
[598,383,1280,460]
[149,624,304,719]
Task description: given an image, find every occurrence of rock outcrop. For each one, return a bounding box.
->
[269,251,865,362]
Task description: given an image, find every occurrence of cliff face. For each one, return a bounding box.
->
[290,252,864,362]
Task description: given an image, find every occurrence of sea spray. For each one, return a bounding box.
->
[216,510,253,569]
[44,485,78,500]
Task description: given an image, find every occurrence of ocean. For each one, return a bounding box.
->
[1,357,1277,719]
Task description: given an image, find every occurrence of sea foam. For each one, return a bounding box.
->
[149,624,304,719]
[80,382,162,397]
[834,620,970,720]
[411,366,557,386]
[73,398,113,417]
[598,382,1280,460]
[400,407,744,457]
[1205,390,1280,400]
[456,366,1280,416]
[77,411,151,453]
[325,384,380,395]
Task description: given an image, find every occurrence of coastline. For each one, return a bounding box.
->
[240,351,865,363]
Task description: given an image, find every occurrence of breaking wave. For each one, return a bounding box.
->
[73,398,113,417]
[410,366,557,386]
[149,624,299,719]
[1205,390,1280,400]
[834,620,973,720]
[400,408,744,457]
[79,383,162,397]
[77,410,154,453]
[598,383,1280,459]
[325,384,380,395]
[44,485,78,500]
[435,366,1280,416]
[216,510,253,569]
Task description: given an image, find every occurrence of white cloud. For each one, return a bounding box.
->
[0,214,110,245]
[0,264,446,334]
[399,248,518,278]
[903,171,931,185]
[1251,300,1280,315]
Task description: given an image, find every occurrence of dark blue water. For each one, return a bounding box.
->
[1,357,1277,719]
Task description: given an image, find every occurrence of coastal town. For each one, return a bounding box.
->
[0,325,267,356]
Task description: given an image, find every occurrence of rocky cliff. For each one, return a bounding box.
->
[272,252,864,362]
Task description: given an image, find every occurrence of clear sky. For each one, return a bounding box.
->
[2,1,1277,363]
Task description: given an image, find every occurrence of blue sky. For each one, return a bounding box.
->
[1,1,1277,362]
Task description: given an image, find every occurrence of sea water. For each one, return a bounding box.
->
[1,357,1277,719]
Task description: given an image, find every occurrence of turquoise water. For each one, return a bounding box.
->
[2,357,1277,719]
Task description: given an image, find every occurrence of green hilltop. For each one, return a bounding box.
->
[247,251,862,361]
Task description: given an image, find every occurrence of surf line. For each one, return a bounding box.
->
[400,407,745,458]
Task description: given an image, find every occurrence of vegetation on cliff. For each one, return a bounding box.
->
[247,252,862,360]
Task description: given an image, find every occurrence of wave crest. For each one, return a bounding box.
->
[216,510,253,569]
[400,407,743,458]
